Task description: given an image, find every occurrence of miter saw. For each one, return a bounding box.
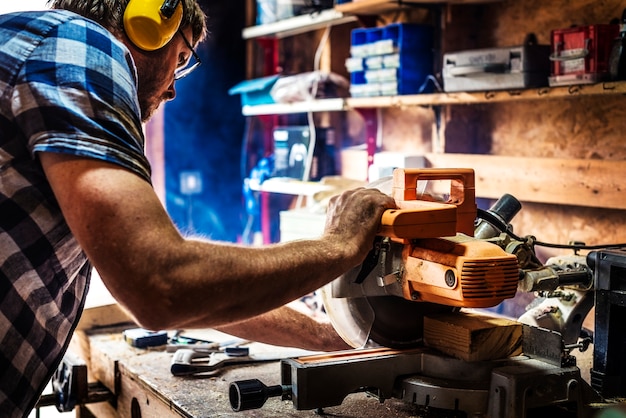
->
[229,168,626,417]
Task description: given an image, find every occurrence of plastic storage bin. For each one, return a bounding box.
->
[345,23,434,96]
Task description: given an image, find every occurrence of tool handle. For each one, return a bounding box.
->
[229,379,289,411]
[390,168,476,236]
[170,349,210,376]
[447,63,507,76]
[379,201,457,239]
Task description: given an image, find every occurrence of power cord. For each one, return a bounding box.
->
[476,208,626,250]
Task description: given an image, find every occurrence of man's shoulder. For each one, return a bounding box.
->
[0,10,114,43]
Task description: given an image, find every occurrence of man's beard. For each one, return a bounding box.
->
[136,71,170,122]
[137,88,162,123]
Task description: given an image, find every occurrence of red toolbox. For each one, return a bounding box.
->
[549,24,619,86]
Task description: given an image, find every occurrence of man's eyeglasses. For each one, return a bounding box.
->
[175,31,202,80]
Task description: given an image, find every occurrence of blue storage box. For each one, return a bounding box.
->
[228,75,279,106]
[382,54,435,94]
[365,27,384,56]
[350,28,370,58]
[379,23,433,56]
[350,70,366,85]
[346,23,434,96]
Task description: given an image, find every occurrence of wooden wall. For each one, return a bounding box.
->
[247,0,626,254]
[389,0,626,254]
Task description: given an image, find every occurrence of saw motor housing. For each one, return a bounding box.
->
[402,235,519,307]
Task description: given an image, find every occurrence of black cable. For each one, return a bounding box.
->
[475,208,626,251]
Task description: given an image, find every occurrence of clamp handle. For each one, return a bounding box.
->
[229,379,290,411]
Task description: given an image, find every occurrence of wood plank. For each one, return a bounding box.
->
[242,9,357,39]
[80,402,120,418]
[423,311,522,361]
[115,362,190,418]
[346,81,626,107]
[240,81,626,116]
[425,153,626,210]
[90,339,121,396]
[77,303,135,331]
[335,0,502,14]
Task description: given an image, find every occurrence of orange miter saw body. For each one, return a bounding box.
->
[322,168,520,348]
[384,168,519,308]
[402,236,519,307]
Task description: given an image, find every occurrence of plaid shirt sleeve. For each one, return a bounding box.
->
[14,13,152,182]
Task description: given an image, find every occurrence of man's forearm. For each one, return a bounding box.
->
[120,237,359,330]
[214,305,352,351]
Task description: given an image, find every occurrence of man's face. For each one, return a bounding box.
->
[130,27,196,122]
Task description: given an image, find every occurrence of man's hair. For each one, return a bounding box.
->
[47,0,207,44]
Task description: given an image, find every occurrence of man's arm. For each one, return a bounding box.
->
[39,152,394,347]
[214,305,352,351]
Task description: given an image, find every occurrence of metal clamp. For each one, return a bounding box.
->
[35,352,114,412]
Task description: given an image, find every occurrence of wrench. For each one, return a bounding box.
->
[170,349,305,376]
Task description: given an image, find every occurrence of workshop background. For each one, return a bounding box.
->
[230,0,626,255]
[10,0,626,414]
[162,0,247,242]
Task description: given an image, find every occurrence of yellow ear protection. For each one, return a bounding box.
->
[123,0,184,51]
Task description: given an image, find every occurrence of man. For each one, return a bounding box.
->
[0,0,395,416]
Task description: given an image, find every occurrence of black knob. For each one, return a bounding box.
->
[229,379,289,411]
[474,193,522,239]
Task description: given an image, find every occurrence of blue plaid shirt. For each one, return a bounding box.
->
[0,10,151,417]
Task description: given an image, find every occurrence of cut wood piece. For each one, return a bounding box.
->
[423,311,522,362]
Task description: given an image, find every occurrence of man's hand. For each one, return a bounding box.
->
[323,187,396,265]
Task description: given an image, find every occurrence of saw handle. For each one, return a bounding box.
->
[379,200,457,239]
[390,168,476,236]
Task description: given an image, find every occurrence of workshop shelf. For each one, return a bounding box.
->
[335,0,503,15]
[240,80,626,115]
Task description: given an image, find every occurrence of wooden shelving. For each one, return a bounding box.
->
[247,177,334,195]
[241,81,626,116]
[335,0,501,15]
[425,153,626,210]
[242,8,357,39]
[243,0,503,39]
[241,0,626,246]
[242,98,347,116]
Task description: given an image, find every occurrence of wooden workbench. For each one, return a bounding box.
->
[70,305,422,418]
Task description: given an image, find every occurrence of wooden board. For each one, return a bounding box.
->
[76,303,134,331]
[335,0,502,15]
[424,311,522,362]
[425,153,626,210]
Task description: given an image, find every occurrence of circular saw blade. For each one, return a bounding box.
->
[321,177,454,349]
[321,279,452,349]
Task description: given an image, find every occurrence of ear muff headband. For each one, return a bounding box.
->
[124,0,183,51]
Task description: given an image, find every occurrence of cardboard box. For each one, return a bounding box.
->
[340,145,369,181]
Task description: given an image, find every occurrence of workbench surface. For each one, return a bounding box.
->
[79,330,422,418]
